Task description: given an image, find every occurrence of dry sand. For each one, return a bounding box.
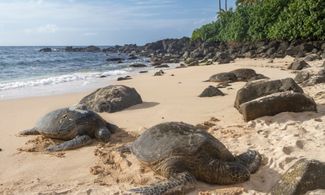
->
[0,57,324,194]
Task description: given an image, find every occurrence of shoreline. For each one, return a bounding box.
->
[0,57,324,194]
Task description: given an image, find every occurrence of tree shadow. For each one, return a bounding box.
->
[126,102,160,111]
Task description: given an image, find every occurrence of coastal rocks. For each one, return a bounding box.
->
[271,159,325,195]
[304,54,321,61]
[288,59,310,70]
[234,78,303,110]
[39,48,52,52]
[106,57,124,62]
[199,86,224,97]
[215,52,232,64]
[295,69,325,86]
[239,91,317,121]
[79,85,143,113]
[154,64,169,68]
[129,63,147,68]
[206,69,267,83]
[65,46,101,52]
[117,76,132,81]
[154,70,165,76]
[206,72,237,82]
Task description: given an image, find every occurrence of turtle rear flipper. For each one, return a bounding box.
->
[129,172,195,195]
[46,135,93,152]
[235,149,261,173]
[18,128,40,136]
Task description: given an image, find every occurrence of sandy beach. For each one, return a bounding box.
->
[0,57,324,194]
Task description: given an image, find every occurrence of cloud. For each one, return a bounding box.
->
[24,24,58,33]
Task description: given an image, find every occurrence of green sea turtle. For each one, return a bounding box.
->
[19,106,116,152]
[120,122,261,194]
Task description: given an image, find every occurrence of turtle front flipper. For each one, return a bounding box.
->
[18,128,40,136]
[235,149,262,173]
[46,135,93,152]
[129,172,196,195]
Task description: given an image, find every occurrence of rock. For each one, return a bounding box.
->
[216,52,232,64]
[294,71,310,84]
[322,61,325,67]
[154,70,165,76]
[304,54,321,61]
[79,85,142,113]
[234,78,303,110]
[39,48,52,52]
[206,72,237,82]
[216,82,231,88]
[271,159,325,195]
[155,64,169,68]
[188,60,199,66]
[84,45,101,52]
[117,76,132,81]
[229,68,258,81]
[239,91,317,121]
[205,59,213,65]
[176,63,187,68]
[128,55,138,60]
[199,86,224,97]
[139,71,148,73]
[129,63,147,68]
[106,57,124,62]
[288,59,310,70]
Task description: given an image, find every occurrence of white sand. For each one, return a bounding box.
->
[0,57,324,194]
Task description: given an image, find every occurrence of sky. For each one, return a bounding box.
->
[0,0,236,46]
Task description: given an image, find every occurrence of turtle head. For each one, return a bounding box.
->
[96,127,111,142]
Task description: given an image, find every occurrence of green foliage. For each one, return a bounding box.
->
[191,0,325,42]
[269,0,325,40]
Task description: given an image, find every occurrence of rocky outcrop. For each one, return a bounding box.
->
[271,159,325,195]
[154,70,165,76]
[234,78,303,110]
[79,85,142,113]
[239,91,317,121]
[117,76,132,81]
[39,48,52,52]
[129,63,147,68]
[206,69,267,83]
[295,69,325,86]
[65,46,101,52]
[288,59,310,70]
[199,86,224,97]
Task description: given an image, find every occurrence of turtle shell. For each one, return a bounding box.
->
[35,107,107,140]
[131,122,234,164]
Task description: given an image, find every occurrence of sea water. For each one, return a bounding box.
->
[0,46,152,100]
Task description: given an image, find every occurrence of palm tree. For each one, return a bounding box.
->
[225,0,227,11]
[218,0,221,11]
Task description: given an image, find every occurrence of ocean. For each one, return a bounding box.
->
[0,46,152,100]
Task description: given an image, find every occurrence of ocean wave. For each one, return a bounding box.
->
[0,70,128,91]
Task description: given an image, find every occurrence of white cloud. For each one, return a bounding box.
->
[24,24,58,33]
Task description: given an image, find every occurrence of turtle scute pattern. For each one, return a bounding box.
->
[126,122,262,194]
[19,106,116,152]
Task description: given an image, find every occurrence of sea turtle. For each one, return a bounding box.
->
[19,106,116,152]
[120,122,262,194]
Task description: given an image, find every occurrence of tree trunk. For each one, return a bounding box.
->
[225,0,227,11]
[219,0,221,11]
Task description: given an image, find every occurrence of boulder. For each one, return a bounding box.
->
[155,64,169,68]
[288,59,310,70]
[39,47,52,52]
[79,85,142,113]
[239,91,317,121]
[304,54,321,61]
[176,63,187,69]
[106,57,124,62]
[129,63,147,68]
[229,68,258,81]
[294,71,310,84]
[117,76,132,81]
[139,71,148,73]
[199,86,224,97]
[271,159,325,195]
[234,78,303,110]
[206,72,237,82]
[154,70,165,76]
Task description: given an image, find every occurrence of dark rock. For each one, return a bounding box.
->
[39,48,52,52]
[84,45,101,52]
[79,85,142,113]
[205,60,213,65]
[288,59,310,70]
[154,70,165,76]
[304,54,321,61]
[294,71,310,84]
[99,75,107,78]
[271,159,325,195]
[129,63,147,68]
[239,91,317,121]
[266,47,276,57]
[117,76,132,81]
[229,69,258,81]
[206,72,237,83]
[199,86,224,97]
[139,71,148,73]
[323,61,325,67]
[216,52,232,64]
[286,46,301,57]
[301,43,314,53]
[234,78,303,110]
[106,57,124,62]
[216,82,231,88]
[128,55,138,60]
[155,64,169,68]
[176,63,187,69]
[65,45,101,52]
[188,60,199,66]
